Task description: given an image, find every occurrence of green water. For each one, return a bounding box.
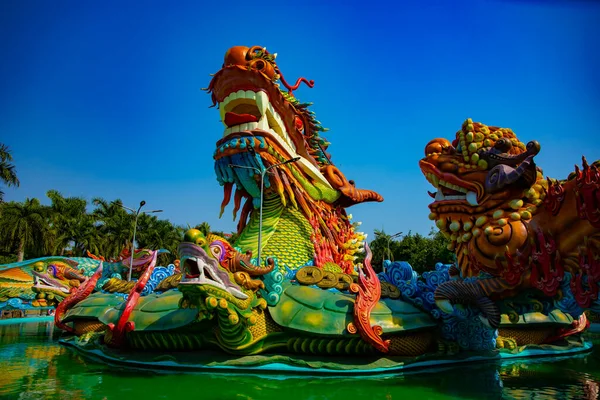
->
[1,322,599,400]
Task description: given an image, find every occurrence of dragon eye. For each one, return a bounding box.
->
[210,246,221,257]
[33,262,44,272]
[494,138,512,151]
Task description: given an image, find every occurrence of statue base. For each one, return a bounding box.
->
[59,336,592,376]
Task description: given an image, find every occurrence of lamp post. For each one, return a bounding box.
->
[116,200,163,281]
[376,231,403,269]
[229,148,300,266]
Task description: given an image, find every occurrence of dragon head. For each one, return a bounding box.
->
[178,229,274,300]
[420,119,547,277]
[206,46,382,272]
[31,260,86,302]
[177,229,270,331]
[119,248,158,276]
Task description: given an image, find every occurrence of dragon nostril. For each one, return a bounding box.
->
[425,142,442,155]
[425,138,453,157]
[494,138,512,152]
[254,60,265,70]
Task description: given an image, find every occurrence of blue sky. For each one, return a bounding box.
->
[1,0,599,241]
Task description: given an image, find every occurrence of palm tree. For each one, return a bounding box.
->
[0,144,19,203]
[91,197,133,258]
[137,215,184,264]
[0,198,49,261]
[195,221,211,236]
[76,216,104,256]
[46,190,90,255]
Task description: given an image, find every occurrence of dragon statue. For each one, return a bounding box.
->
[0,248,170,319]
[46,47,596,373]
[0,258,91,316]
[209,45,382,274]
[419,119,599,347]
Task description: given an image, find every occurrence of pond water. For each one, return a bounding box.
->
[1,321,599,400]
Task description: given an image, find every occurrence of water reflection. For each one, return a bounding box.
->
[1,322,600,400]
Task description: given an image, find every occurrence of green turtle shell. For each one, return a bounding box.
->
[269,284,436,336]
[499,309,575,327]
[63,291,198,331]
[62,292,125,323]
[99,290,198,331]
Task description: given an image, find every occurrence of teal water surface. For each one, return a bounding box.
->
[1,321,600,400]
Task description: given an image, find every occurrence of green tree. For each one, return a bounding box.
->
[0,198,49,261]
[136,214,184,265]
[91,198,133,258]
[46,190,92,256]
[0,144,19,203]
[195,221,211,236]
[75,216,104,257]
[367,228,454,274]
[366,230,402,272]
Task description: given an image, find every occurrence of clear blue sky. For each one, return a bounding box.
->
[1,0,599,241]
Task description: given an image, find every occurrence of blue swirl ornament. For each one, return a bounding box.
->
[142,265,176,296]
[260,261,284,306]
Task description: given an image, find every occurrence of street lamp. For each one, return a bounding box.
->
[376,231,403,267]
[116,200,163,281]
[229,147,300,266]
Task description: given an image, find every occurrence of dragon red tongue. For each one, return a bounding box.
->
[224,112,259,127]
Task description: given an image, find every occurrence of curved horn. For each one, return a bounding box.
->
[481,140,541,169]
[485,154,537,193]
[231,252,275,276]
[324,165,383,207]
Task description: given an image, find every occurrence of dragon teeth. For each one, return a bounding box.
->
[437,179,468,193]
[219,104,225,124]
[256,91,268,116]
[466,191,479,206]
[258,115,269,130]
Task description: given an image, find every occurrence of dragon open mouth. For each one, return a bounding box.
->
[32,273,71,294]
[178,243,248,300]
[209,64,338,225]
[422,164,481,206]
[219,89,296,152]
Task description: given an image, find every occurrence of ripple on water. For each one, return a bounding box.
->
[1,322,600,400]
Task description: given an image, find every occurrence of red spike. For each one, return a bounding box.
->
[237,196,253,234]
[55,262,104,333]
[106,251,158,347]
[348,243,390,353]
[232,189,244,221]
[219,182,233,218]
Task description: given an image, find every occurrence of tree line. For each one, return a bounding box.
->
[0,191,185,265]
[359,229,455,274]
[0,143,453,271]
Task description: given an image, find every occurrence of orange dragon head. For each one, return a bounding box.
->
[419,118,547,277]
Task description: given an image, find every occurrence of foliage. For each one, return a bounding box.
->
[0,192,237,266]
[0,198,49,261]
[136,215,184,265]
[365,228,455,274]
[0,143,20,203]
